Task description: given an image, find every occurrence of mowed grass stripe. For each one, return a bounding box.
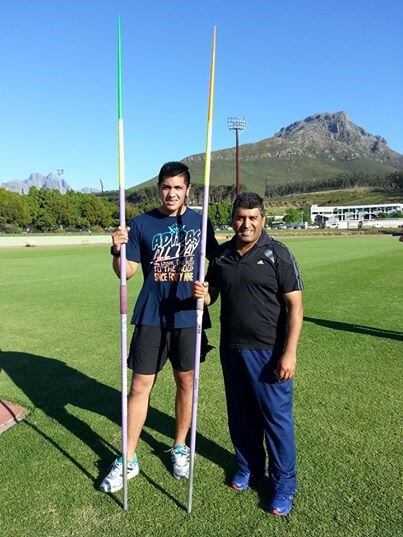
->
[0,236,402,536]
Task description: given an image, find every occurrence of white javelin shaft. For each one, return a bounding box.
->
[117,18,128,512]
[187,25,216,515]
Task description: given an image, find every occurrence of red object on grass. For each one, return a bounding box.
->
[0,400,27,435]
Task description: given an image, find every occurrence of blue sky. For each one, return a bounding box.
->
[1,0,402,191]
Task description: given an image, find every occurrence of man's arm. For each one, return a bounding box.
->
[111,225,139,279]
[277,290,303,381]
[192,281,219,306]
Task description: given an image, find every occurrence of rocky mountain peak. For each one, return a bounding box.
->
[274,111,388,154]
[1,172,72,194]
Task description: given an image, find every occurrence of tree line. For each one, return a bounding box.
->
[0,185,238,232]
[0,185,309,232]
[119,184,244,210]
[1,171,402,232]
[264,171,403,197]
[0,187,116,233]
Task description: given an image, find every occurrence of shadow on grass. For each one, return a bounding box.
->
[304,316,403,341]
[0,350,234,508]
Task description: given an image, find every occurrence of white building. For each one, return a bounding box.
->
[311,202,403,224]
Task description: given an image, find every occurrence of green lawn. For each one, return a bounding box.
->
[0,236,402,536]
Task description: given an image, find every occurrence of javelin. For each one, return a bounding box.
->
[187,26,216,515]
[117,18,128,511]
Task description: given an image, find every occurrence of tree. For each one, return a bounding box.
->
[208,201,232,226]
[26,187,42,222]
[82,196,112,227]
[125,202,140,221]
[53,196,80,227]
[208,204,218,226]
[0,188,31,229]
[283,208,301,223]
[35,208,57,231]
[302,207,311,222]
[216,201,232,225]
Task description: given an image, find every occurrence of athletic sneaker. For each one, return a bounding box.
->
[170,444,190,479]
[230,470,251,491]
[268,493,294,516]
[99,456,139,493]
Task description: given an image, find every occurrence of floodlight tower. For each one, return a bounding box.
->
[227,116,247,195]
[56,168,64,187]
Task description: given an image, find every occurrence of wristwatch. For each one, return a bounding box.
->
[110,245,120,258]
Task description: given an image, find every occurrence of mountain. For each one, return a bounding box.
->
[1,172,72,194]
[129,111,403,195]
[0,173,99,195]
[3,112,401,197]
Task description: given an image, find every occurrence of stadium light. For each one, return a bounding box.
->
[227,117,247,195]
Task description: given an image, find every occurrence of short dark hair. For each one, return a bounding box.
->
[158,161,190,187]
[232,192,265,218]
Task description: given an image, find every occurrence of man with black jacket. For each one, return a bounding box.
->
[193,192,303,516]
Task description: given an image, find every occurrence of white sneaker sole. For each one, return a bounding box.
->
[99,465,139,493]
[173,466,189,480]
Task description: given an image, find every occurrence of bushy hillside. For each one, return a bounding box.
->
[128,111,403,195]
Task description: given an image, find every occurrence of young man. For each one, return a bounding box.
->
[193,192,303,516]
[100,161,218,493]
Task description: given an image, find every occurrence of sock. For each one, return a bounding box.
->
[117,454,137,466]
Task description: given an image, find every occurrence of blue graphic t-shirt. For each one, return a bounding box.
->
[126,208,218,328]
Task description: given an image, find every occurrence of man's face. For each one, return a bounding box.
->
[232,207,265,247]
[158,174,190,215]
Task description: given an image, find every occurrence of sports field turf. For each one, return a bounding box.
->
[0,235,402,536]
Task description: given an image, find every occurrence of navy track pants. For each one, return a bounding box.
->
[220,345,297,496]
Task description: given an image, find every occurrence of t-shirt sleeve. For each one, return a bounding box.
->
[206,219,219,259]
[126,219,141,262]
[275,244,304,293]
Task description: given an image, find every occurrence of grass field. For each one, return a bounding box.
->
[0,236,402,537]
